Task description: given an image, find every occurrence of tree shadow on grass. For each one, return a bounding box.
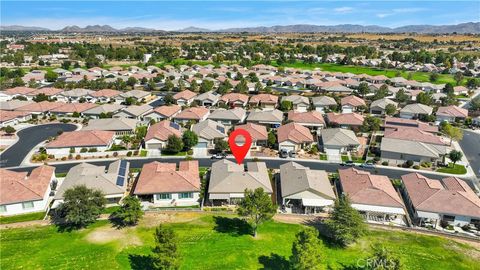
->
[213,216,251,236]
[129,254,155,270]
[303,220,343,249]
[258,253,290,270]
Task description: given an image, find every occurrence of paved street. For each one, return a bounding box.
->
[459,130,480,178]
[0,123,77,168]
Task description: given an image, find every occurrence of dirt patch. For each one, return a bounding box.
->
[444,241,480,260]
[85,225,142,248]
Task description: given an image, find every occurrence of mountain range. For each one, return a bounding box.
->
[1,22,479,34]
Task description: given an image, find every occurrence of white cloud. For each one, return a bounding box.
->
[334,7,354,14]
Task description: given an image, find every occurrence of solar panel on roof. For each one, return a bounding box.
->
[170,122,180,130]
[216,126,225,134]
[116,176,125,186]
[118,166,126,177]
[119,159,128,169]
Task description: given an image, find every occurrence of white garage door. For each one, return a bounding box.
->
[326,148,341,162]
[146,143,162,150]
[280,145,296,152]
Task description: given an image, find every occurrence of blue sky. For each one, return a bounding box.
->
[1,1,478,30]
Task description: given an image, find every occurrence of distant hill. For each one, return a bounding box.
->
[2,22,479,34]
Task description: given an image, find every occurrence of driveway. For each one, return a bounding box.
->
[0,123,77,168]
[459,130,480,178]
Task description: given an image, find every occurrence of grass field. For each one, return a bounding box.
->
[273,61,466,85]
[1,213,478,270]
[0,212,45,224]
[437,163,468,174]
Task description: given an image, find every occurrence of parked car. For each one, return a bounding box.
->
[288,151,296,158]
[211,153,226,159]
[360,163,375,169]
[279,149,289,158]
[340,160,355,166]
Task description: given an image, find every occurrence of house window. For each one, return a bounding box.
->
[0,205,6,213]
[22,201,34,210]
[155,193,171,200]
[179,192,193,199]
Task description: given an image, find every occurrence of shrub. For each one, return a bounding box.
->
[113,152,118,157]
[133,150,139,156]
[187,149,193,155]
[382,161,389,166]
[126,151,132,157]
[105,154,110,158]
[80,148,88,153]
[61,157,67,161]
[68,154,73,160]
[184,156,193,161]
[69,147,75,154]
[447,225,454,230]
[440,220,449,228]
[413,165,420,169]
[406,160,414,167]
[75,155,81,160]
[373,156,381,162]
[48,154,55,159]
[461,224,470,231]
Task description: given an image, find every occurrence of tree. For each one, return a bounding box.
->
[470,96,480,111]
[214,138,229,153]
[289,227,323,270]
[127,77,137,88]
[372,84,389,100]
[152,225,180,270]
[365,246,402,270]
[267,130,276,148]
[443,83,454,95]
[110,195,143,226]
[448,150,463,166]
[2,125,16,135]
[12,77,25,87]
[234,79,248,93]
[326,195,366,247]
[429,72,439,83]
[395,89,409,103]
[33,93,49,102]
[237,188,276,237]
[454,72,464,86]
[45,71,58,82]
[362,116,382,132]
[279,100,293,112]
[166,135,183,153]
[357,82,370,97]
[164,78,174,91]
[200,80,214,93]
[54,185,106,229]
[182,130,198,150]
[164,94,175,105]
[442,123,463,146]
[385,104,397,116]
[121,135,132,148]
[416,92,433,106]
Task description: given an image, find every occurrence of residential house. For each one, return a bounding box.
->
[207,108,247,127]
[219,93,249,108]
[52,160,129,208]
[134,161,200,207]
[50,103,98,117]
[90,89,122,103]
[453,86,469,95]
[173,90,197,106]
[370,98,398,115]
[280,162,336,214]
[436,105,468,124]
[281,95,310,112]
[340,95,366,113]
[119,90,152,103]
[246,109,283,128]
[208,160,273,205]
[45,130,115,157]
[0,87,36,101]
[0,166,55,216]
[144,105,182,122]
[82,104,125,118]
[338,168,406,225]
[194,91,220,107]
[287,111,326,132]
[82,118,139,136]
[113,104,153,120]
[0,110,32,127]
[249,94,279,110]
[192,119,227,149]
[319,128,360,156]
[173,107,210,124]
[402,173,480,228]
[26,87,63,101]
[312,96,337,113]
[383,116,438,133]
[277,122,314,153]
[15,101,65,116]
[326,112,364,129]
[144,120,182,151]
[235,123,268,151]
[400,103,433,119]
[0,100,33,111]
[58,88,94,103]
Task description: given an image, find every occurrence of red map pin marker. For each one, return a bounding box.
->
[228,128,252,165]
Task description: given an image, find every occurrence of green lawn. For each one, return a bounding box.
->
[55,172,68,178]
[341,155,350,162]
[320,154,328,160]
[437,163,467,174]
[0,212,45,224]
[139,150,148,157]
[272,61,466,85]
[161,151,187,156]
[1,213,478,269]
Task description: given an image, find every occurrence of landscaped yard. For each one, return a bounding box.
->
[1,213,478,270]
[0,212,45,224]
[160,151,187,156]
[341,155,350,162]
[437,163,467,174]
[320,153,328,160]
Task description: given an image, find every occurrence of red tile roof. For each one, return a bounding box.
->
[249,94,279,105]
[383,117,438,133]
[0,166,55,205]
[0,110,31,123]
[145,120,182,142]
[277,122,314,144]
[174,107,209,120]
[402,173,480,218]
[235,123,268,141]
[16,101,65,113]
[134,161,200,194]
[436,105,468,118]
[4,87,36,95]
[90,89,122,98]
[173,90,197,100]
[27,87,63,96]
[151,105,181,118]
[220,93,249,104]
[339,168,404,208]
[326,112,364,126]
[384,128,445,145]
[46,130,114,148]
[287,111,326,125]
[51,103,98,113]
[341,95,366,107]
